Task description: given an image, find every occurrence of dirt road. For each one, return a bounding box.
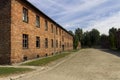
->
[16,49,120,80]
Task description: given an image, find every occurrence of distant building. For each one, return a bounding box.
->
[0,0,73,64]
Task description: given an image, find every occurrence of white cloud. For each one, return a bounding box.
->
[84,12,120,35]
[28,0,120,35]
[53,0,108,21]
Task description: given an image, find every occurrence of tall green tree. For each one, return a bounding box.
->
[68,30,74,35]
[75,28,83,42]
[84,31,92,47]
[90,29,100,46]
[73,28,83,49]
[81,31,91,47]
[81,29,100,47]
[109,27,117,49]
[116,29,120,50]
[100,34,109,48]
[73,34,79,49]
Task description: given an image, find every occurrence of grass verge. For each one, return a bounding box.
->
[71,49,80,52]
[22,50,79,66]
[0,67,33,77]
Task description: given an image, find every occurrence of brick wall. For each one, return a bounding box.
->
[0,0,11,64]
[0,0,73,64]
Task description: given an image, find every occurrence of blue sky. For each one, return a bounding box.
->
[28,0,120,34]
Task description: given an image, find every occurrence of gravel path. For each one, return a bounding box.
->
[6,49,120,80]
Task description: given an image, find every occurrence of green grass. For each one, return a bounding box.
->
[0,67,33,77]
[22,50,79,66]
[0,50,80,77]
[71,49,80,52]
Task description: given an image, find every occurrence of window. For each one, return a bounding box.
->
[59,29,61,35]
[23,7,28,23]
[60,41,61,48]
[56,40,58,48]
[45,20,48,31]
[36,37,40,48]
[62,36,64,41]
[67,43,69,48]
[51,24,54,33]
[51,39,54,48]
[56,27,58,35]
[23,34,28,49]
[36,15,40,27]
[45,38,48,48]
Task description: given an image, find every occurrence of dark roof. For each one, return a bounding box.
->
[23,0,73,36]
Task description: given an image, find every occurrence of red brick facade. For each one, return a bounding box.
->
[0,0,73,64]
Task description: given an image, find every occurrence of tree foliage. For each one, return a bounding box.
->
[100,34,109,48]
[81,29,100,47]
[90,29,100,46]
[72,27,120,50]
[73,34,79,49]
[68,30,74,35]
[75,28,83,42]
[73,28,83,49]
[100,27,120,50]
[117,29,120,50]
[109,27,117,49]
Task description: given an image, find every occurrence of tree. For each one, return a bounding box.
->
[68,30,74,35]
[73,28,83,49]
[90,29,100,46]
[109,27,117,49]
[68,30,78,49]
[81,31,92,47]
[100,34,109,48]
[75,28,83,42]
[116,28,120,50]
[73,34,79,49]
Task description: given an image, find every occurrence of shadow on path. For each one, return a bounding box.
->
[99,49,120,57]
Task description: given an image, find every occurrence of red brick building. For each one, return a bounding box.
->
[0,0,73,64]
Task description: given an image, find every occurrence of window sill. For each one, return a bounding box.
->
[23,20,28,23]
[36,47,40,49]
[36,25,40,28]
[23,48,29,50]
